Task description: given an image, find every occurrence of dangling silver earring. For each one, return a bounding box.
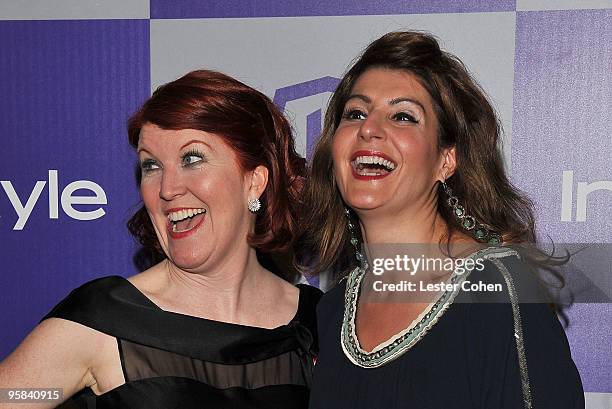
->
[344,207,368,270]
[247,198,261,213]
[441,180,502,245]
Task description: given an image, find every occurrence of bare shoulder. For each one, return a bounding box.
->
[268,271,300,302]
[0,318,113,408]
[126,261,168,297]
[1,318,101,373]
[256,272,300,327]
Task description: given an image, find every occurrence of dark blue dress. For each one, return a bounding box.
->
[309,250,584,409]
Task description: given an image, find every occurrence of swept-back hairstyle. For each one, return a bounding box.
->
[127,70,305,262]
[298,31,536,281]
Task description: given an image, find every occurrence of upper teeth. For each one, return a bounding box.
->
[352,155,396,171]
[168,208,206,222]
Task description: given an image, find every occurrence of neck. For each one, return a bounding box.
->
[160,243,271,321]
[354,196,454,283]
[357,197,446,245]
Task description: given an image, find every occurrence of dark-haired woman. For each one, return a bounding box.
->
[0,70,321,409]
[301,32,584,408]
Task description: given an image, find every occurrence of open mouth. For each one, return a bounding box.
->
[351,154,397,177]
[167,208,206,235]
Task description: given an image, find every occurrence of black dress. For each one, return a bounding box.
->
[309,248,584,409]
[42,276,322,409]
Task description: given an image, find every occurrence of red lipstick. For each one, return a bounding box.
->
[165,207,206,239]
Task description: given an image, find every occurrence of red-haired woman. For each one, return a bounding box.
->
[0,70,321,409]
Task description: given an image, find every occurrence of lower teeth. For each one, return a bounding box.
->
[172,223,192,233]
[357,168,385,176]
[356,164,390,175]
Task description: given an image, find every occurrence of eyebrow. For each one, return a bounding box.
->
[346,94,372,104]
[389,97,426,113]
[346,94,426,113]
[180,139,213,151]
[137,139,213,154]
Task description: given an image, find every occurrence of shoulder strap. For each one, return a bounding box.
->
[42,276,138,324]
[295,284,323,320]
[490,256,534,409]
[43,276,307,364]
[295,284,323,353]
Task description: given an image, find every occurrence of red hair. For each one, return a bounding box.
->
[127,70,305,256]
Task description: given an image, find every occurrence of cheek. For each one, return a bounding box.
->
[397,137,438,170]
[187,169,245,205]
[330,137,341,163]
[330,141,347,194]
[138,178,167,247]
[186,171,214,194]
[331,131,351,172]
[140,177,160,209]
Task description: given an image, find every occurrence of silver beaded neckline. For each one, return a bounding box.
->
[340,248,492,369]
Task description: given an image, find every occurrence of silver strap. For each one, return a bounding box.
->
[491,258,533,409]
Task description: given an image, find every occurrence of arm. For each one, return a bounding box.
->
[0,318,99,409]
[515,302,584,409]
[466,301,584,409]
[466,254,585,409]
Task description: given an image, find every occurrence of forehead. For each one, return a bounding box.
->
[139,124,202,147]
[350,68,433,107]
[138,123,225,154]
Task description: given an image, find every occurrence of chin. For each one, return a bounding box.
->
[345,195,386,212]
[341,183,390,206]
[167,249,210,272]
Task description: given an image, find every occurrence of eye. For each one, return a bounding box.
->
[140,158,160,173]
[392,112,419,123]
[182,149,205,166]
[342,109,367,121]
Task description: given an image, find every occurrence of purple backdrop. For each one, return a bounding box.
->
[0,19,150,358]
[0,1,610,401]
[151,0,515,18]
[512,9,612,392]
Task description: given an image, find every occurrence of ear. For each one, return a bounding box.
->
[247,165,269,200]
[437,146,457,182]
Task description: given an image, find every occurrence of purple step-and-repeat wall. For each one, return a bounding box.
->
[1,0,610,406]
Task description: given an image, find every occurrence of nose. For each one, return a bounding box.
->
[359,112,386,141]
[159,167,186,201]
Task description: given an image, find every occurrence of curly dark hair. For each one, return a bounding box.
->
[298,31,537,281]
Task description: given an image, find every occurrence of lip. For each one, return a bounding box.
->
[350,150,395,181]
[165,207,206,239]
